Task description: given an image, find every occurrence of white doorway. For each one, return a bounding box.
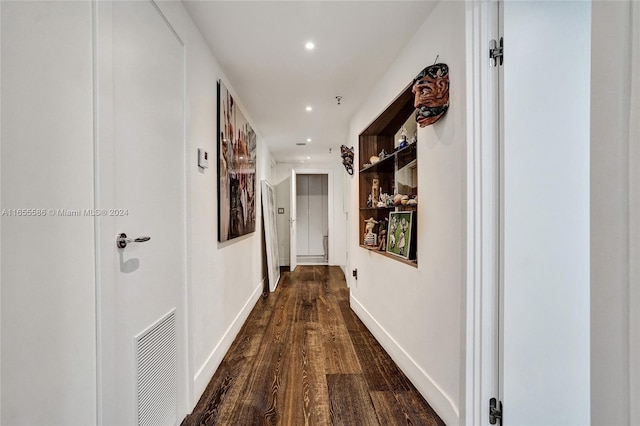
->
[296,174,329,265]
[95,1,187,424]
[289,169,333,271]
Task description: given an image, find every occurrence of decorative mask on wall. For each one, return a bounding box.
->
[412,63,449,127]
[340,145,355,175]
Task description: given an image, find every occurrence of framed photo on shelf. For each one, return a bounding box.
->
[386,211,415,260]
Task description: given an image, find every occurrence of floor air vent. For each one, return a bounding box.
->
[135,309,177,426]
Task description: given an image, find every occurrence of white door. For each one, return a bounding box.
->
[290,169,298,271]
[96,2,186,424]
[501,1,591,424]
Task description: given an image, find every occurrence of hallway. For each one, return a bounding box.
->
[182,266,444,425]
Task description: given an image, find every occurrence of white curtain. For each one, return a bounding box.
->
[629,2,640,424]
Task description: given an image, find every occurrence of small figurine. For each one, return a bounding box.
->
[363,217,379,246]
[371,179,379,204]
[378,229,387,251]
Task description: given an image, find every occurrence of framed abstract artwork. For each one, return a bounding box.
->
[217,80,257,242]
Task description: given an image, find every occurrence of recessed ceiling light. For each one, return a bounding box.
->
[305,41,315,50]
[306,138,312,143]
[306,156,312,160]
[305,106,312,112]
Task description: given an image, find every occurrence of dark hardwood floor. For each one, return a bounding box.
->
[182,265,445,426]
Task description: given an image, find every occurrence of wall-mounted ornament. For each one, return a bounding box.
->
[340,145,355,175]
[412,63,449,127]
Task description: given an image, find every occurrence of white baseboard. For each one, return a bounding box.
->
[192,279,264,400]
[350,295,459,426]
[340,264,349,285]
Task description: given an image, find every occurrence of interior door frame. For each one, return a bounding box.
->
[463,1,501,424]
[290,168,334,270]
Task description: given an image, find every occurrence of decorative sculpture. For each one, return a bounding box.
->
[377,217,388,251]
[412,63,449,127]
[340,145,355,175]
[363,217,379,246]
[371,179,379,205]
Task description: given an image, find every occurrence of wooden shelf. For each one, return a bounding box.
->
[396,143,417,170]
[360,154,394,174]
[358,82,418,266]
[360,206,395,211]
[359,245,418,268]
[359,143,417,174]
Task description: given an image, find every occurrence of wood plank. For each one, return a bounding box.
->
[217,342,288,425]
[349,327,412,392]
[217,284,299,424]
[370,391,445,426]
[327,374,380,426]
[292,265,315,281]
[317,291,363,375]
[281,323,332,426]
[295,281,319,323]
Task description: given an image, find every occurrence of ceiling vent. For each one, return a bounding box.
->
[296,142,306,146]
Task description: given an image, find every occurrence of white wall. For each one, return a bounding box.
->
[273,161,348,269]
[0,1,96,424]
[347,3,466,424]
[155,1,274,409]
[591,2,632,424]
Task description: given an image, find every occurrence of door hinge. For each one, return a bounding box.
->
[489,37,504,67]
[489,397,503,425]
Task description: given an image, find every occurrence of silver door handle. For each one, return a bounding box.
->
[116,233,151,249]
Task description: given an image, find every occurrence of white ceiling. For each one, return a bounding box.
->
[182,1,437,163]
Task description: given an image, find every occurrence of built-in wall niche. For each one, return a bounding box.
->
[358,83,418,266]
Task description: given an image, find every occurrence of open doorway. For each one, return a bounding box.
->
[296,173,329,264]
